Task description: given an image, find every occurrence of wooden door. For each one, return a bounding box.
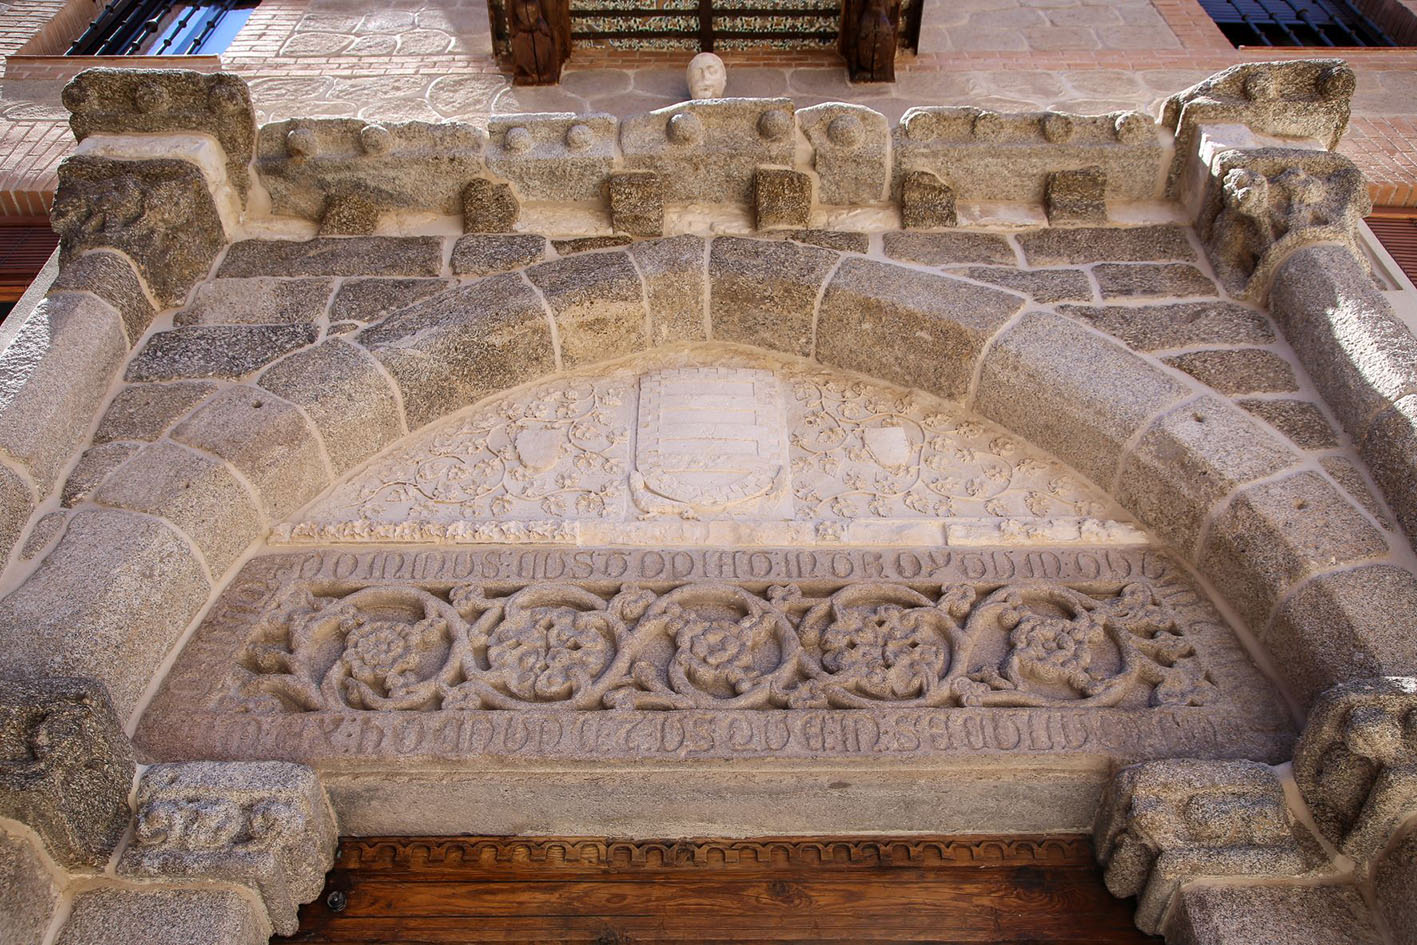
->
[286,835,1158,944]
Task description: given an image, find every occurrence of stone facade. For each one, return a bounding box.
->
[0,52,1415,944]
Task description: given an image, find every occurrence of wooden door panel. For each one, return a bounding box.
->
[287,836,1158,944]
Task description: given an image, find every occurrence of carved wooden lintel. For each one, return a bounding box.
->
[841,0,900,84]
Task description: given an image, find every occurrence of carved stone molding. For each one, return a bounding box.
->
[62,69,256,199]
[1294,677,1417,864]
[1197,146,1370,301]
[136,545,1294,769]
[0,677,135,870]
[50,156,225,307]
[1161,59,1356,197]
[118,761,337,936]
[1094,759,1320,934]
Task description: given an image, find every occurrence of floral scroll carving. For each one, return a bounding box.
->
[230,579,1217,714]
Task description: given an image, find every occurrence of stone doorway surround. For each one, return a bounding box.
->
[0,59,1415,944]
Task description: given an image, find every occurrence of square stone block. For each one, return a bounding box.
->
[1045,166,1106,224]
[900,169,956,229]
[57,887,268,945]
[607,171,663,237]
[754,167,812,230]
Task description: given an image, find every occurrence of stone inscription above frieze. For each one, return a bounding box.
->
[277,354,1143,547]
[136,546,1294,766]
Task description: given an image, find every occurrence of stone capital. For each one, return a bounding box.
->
[0,677,135,870]
[118,761,337,936]
[1295,677,1417,864]
[1094,759,1319,934]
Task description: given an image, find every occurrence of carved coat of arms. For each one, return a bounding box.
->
[630,367,791,518]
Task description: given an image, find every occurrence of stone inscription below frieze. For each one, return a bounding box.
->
[137,546,1294,766]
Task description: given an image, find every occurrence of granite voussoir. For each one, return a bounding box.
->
[817,258,1023,400]
[527,250,646,366]
[61,442,140,508]
[1164,349,1298,394]
[707,237,838,357]
[56,887,269,945]
[1093,263,1218,300]
[1239,399,1338,449]
[1018,224,1195,265]
[451,235,548,277]
[94,382,217,444]
[49,249,156,342]
[882,230,1015,266]
[126,325,319,381]
[258,339,405,474]
[171,387,329,520]
[329,278,449,324]
[1058,301,1274,352]
[218,237,443,278]
[176,277,333,326]
[947,267,1092,303]
[629,235,706,345]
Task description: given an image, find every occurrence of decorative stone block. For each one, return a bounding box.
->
[707,237,837,357]
[486,113,617,203]
[1294,677,1417,861]
[1198,148,1370,300]
[896,107,1165,205]
[0,512,211,717]
[1161,59,1356,196]
[1058,302,1273,352]
[49,249,156,342]
[882,231,1013,265]
[816,258,1024,400]
[126,325,319,382]
[0,827,61,945]
[1018,224,1195,265]
[62,69,255,199]
[1094,759,1317,934]
[900,169,956,229]
[258,340,405,475]
[1044,166,1106,224]
[57,888,268,945]
[607,171,663,237]
[50,157,225,307]
[255,119,486,222]
[799,103,889,205]
[218,237,443,278]
[1164,883,1384,945]
[754,167,812,230]
[974,310,1193,488]
[1198,471,1388,633]
[630,236,706,345]
[525,251,646,367]
[0,293,128,493]
[0,678,135,869]
[118,761,337,936]
[176,277,333,326]
[621,99,797,204]
[357,274,556,430]
[171,387,329,520]
[1116,395,1300,556]
[450,234,547,277]
[461,178,520,233]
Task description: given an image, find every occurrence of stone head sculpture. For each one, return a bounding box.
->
[687,52,727,100]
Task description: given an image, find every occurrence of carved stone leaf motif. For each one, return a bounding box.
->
[229,578,1216,713]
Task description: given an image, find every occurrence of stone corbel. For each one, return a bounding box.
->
[1294,677,1417,865]
[1094,759,1321,935]
[117,761,338,936]
[1161,59,1356,199]
[0,677,135,870]
[1195,146,1370,302]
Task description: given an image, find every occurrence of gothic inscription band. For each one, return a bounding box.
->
[137,546,1294,767]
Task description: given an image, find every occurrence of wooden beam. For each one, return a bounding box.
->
[841,0,900,83]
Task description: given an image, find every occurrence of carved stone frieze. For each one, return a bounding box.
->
[136,546,1294,767]
[1162,59,1356,196]
[1197,147,1370,300]
[50,156,225,306]
[1293,677,1417,863]
[621,99,797,203]
[894,107,1165,206]
[487,113,617,203]
[798,103,890,205]
[0,677,135,869]
[279,354,1140,547]
[255,119,488,224]
[118,761,337,936]
[1094,759,1320,934]
[63,69,256,198]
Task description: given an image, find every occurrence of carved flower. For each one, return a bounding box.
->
[818,605,948,700]
[667,605,776,697]
[338,615,447,706]
[1004,607,1105,694]
[486,606,614,701]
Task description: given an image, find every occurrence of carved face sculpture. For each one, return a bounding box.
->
[686,52,727,100]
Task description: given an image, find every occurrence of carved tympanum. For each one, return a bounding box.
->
[231,578,1215,714]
